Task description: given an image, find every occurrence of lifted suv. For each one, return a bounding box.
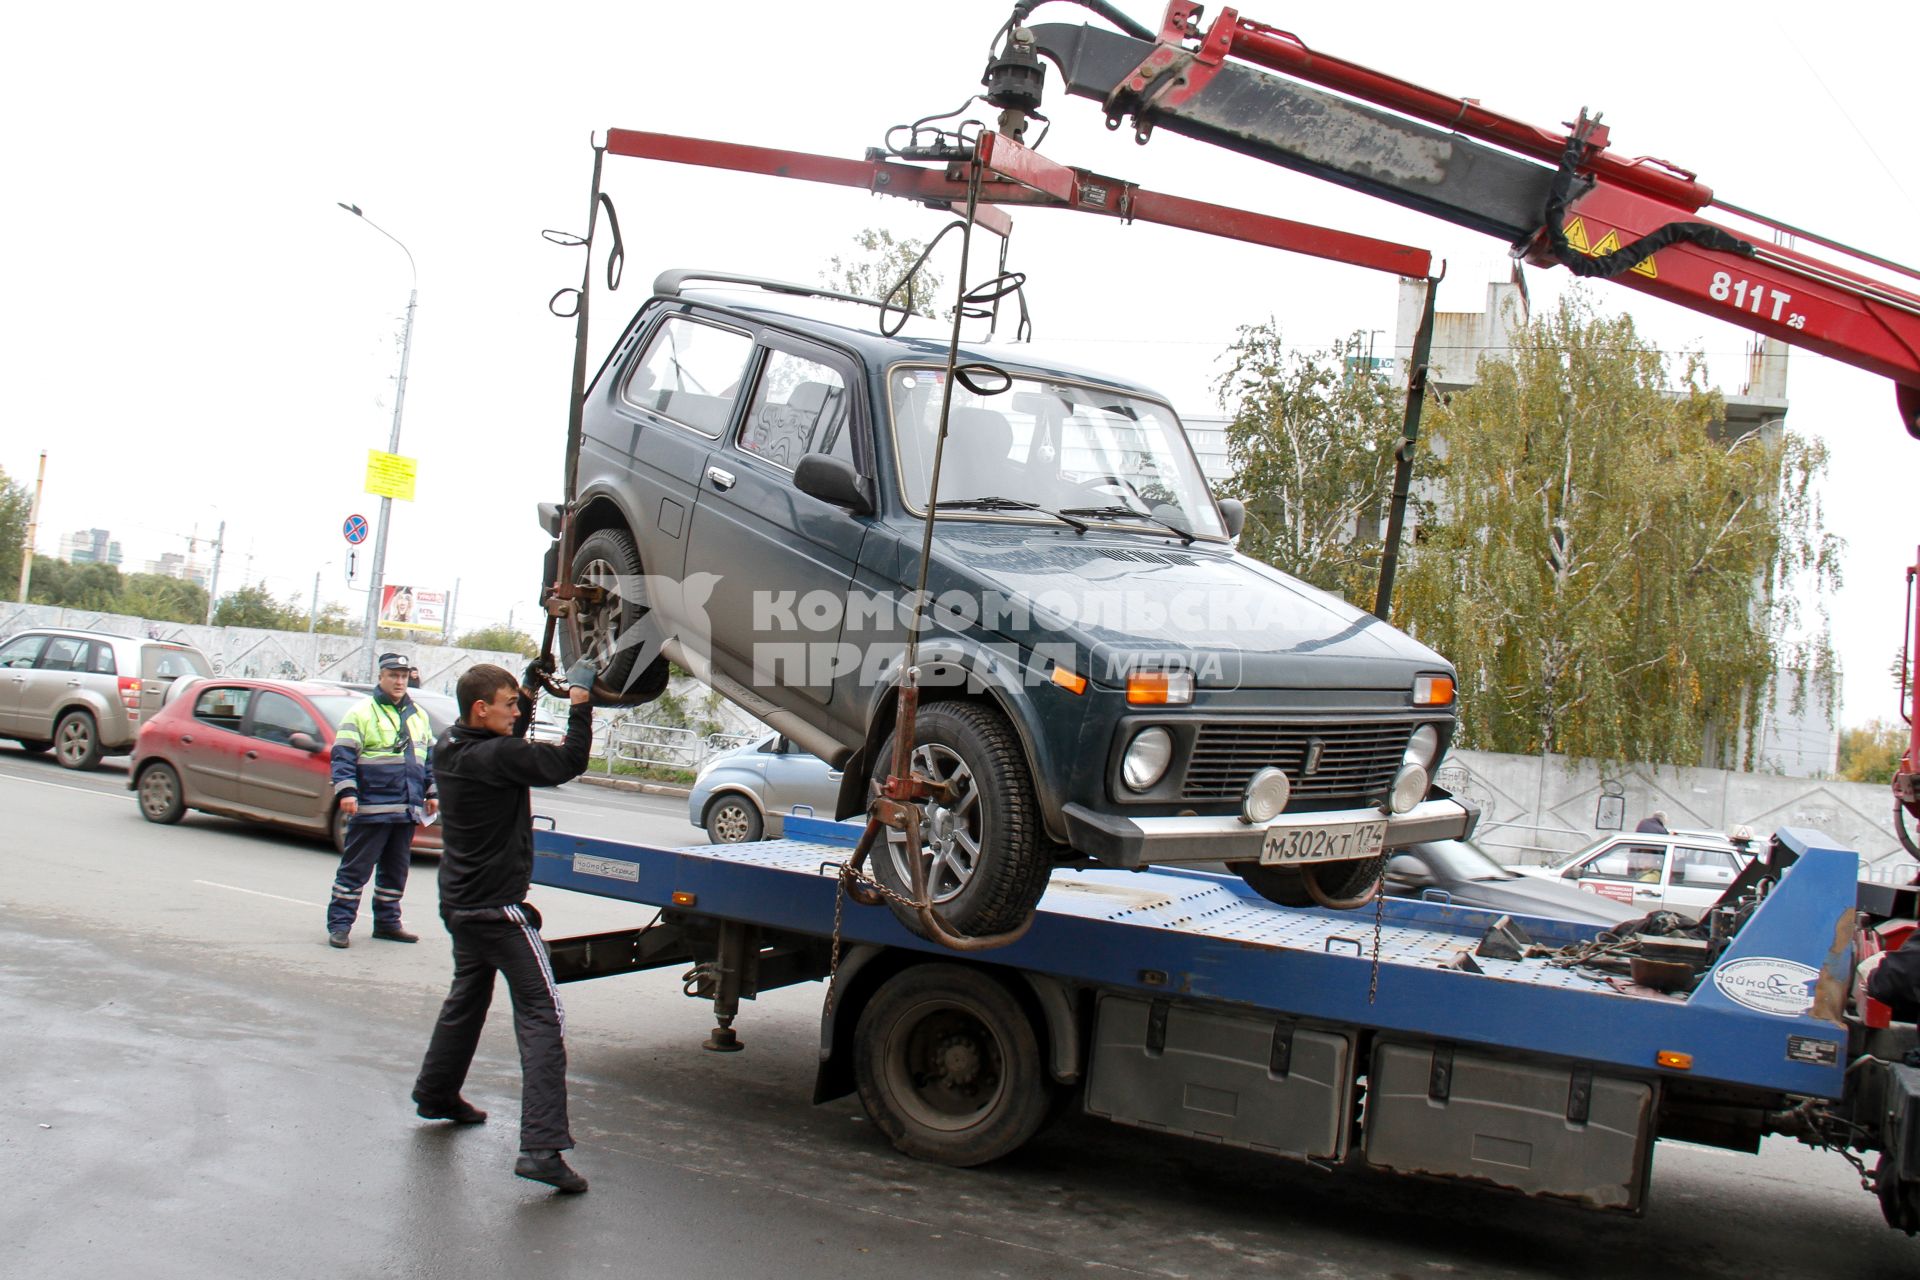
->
[545,272,1476,935]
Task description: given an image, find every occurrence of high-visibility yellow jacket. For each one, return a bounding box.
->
[329,693,436,823]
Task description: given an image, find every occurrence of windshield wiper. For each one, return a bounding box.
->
[1058,504,1196,545]
[935,496,1089,533]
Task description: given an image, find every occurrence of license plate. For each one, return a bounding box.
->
[1260,819,1387,865]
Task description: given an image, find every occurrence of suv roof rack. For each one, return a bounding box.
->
[653,268,886,312]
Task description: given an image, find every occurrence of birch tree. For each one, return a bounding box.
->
[1214,324,1418,604]
[1393,293,1839,767]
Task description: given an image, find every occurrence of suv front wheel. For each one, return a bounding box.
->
[868,700,1051,939]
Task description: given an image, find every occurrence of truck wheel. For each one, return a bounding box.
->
[53,710,103,771]
[869,701,1050,939]
[702,793,763,844]
[854,963,1050,1167]
[136,762,186,824]
[1230,854,1389,909]
[563,527,671,707]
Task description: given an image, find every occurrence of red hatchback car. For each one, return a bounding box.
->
[129,678,450,853]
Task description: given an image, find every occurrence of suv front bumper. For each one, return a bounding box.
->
[1060,791,1479,869]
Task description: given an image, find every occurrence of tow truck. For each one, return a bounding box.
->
[524,0,1920,1233]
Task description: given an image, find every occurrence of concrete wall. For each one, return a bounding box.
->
[0,602,525,696]
[1441,748,1905,870]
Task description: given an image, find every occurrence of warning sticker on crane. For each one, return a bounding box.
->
[1562,217,1659,279]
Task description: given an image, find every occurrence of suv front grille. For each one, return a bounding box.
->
[1181,721,1417,803]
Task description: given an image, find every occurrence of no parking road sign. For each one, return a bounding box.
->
[343,513,370,546]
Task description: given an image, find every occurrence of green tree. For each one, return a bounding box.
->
[27,555,122,609]
[1394,293,1840,767]
[1839,719,1907,784]
[454,625,538,657]
[212,584,306,630]
[116,572,210,625]
[0,466,28,597]
[1215,324,1419,604]
[823,228,943,318]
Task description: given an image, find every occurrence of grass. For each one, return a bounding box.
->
[589,757,696,786]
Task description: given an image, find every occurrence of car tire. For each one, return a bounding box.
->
[1230,853,1389,909]
[136,762,186,824]
[703,793,764,844]
[16,739,52,754]
[53,710,103,771]
[868,700,1050,939]
[563,527,671,707]
[329,803,350,856]
[853,963,1050,1168]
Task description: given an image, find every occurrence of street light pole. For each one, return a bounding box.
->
[339,202,417,680]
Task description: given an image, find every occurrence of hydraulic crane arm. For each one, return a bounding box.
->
[997,3,1920,435]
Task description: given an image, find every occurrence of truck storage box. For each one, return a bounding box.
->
[1363,1042,1654,1211]
[1085,994,1354,1160]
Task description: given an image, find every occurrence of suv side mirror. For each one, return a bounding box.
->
[289,731,323,754]
[1217,497,1245,539]
[794,454,873,515]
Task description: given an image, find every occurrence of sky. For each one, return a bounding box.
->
[4,1,1916,729]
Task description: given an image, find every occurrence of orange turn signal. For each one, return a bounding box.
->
[1656,1050,1693,1070]
[671,891,698,907]
[1126,671,1194,705]
[1051,665,1088,695]
[1413,675,1456,706]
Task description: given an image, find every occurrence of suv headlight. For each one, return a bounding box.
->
[1404,724,1441,770]
[1121,728,1174,791]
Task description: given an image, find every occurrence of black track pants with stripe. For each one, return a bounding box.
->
[413,904,571,1151]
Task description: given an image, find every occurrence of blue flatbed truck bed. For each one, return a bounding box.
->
[532,818,1920,1231]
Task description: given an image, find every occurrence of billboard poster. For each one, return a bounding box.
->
[380,585,446,633]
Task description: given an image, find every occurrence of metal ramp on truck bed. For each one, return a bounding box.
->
[533,816,1856,1101]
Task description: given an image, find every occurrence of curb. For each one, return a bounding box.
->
[571,773,692,800]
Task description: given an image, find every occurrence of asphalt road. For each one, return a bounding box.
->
[2,743,1916,1279]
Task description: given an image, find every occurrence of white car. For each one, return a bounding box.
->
[1511,829,1755,920]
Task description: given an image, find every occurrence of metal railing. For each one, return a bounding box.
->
[595,713,758,777]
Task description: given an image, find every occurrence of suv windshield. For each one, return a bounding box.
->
[889,367,1226,541]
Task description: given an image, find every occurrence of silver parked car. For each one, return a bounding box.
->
[689,733,841,843]
[0,628,212,769]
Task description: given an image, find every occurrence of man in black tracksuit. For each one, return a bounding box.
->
[411,660,596,1193]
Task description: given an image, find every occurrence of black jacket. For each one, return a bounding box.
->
[433,696,593,912]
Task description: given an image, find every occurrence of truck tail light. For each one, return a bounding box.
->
[118,676,143,717]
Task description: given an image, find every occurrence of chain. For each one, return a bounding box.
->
[823,852,936,1018]
[1367,883,1385,1005]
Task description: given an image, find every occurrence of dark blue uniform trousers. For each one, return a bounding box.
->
[328,821,413,934]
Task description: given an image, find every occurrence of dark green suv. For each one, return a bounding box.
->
[545,272,1476,934]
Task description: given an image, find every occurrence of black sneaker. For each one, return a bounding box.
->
[415,1096,487,1124]
[515,1151,589,1194]
[372,926,419,943]
[328,932,350,949]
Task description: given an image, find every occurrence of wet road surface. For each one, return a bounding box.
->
[2,744,1915,1278]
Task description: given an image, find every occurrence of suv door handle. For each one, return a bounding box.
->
[706,466,737,491]
[66,679,83,688]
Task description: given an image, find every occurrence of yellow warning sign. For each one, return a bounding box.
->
[1562,217,1658,278]
[364,450,417,502]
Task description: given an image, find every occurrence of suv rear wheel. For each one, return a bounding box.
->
[868,701,1050,939]
[563,527,672,707]
[53,710,103,771]
[1230,853,1389,909]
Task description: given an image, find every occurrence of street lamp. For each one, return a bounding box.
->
[338,202,418,680]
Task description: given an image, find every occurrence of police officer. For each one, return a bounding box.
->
[327,652,437,948]
[411,658,595,1193]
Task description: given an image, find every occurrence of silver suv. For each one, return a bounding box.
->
[0,628,212,769]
